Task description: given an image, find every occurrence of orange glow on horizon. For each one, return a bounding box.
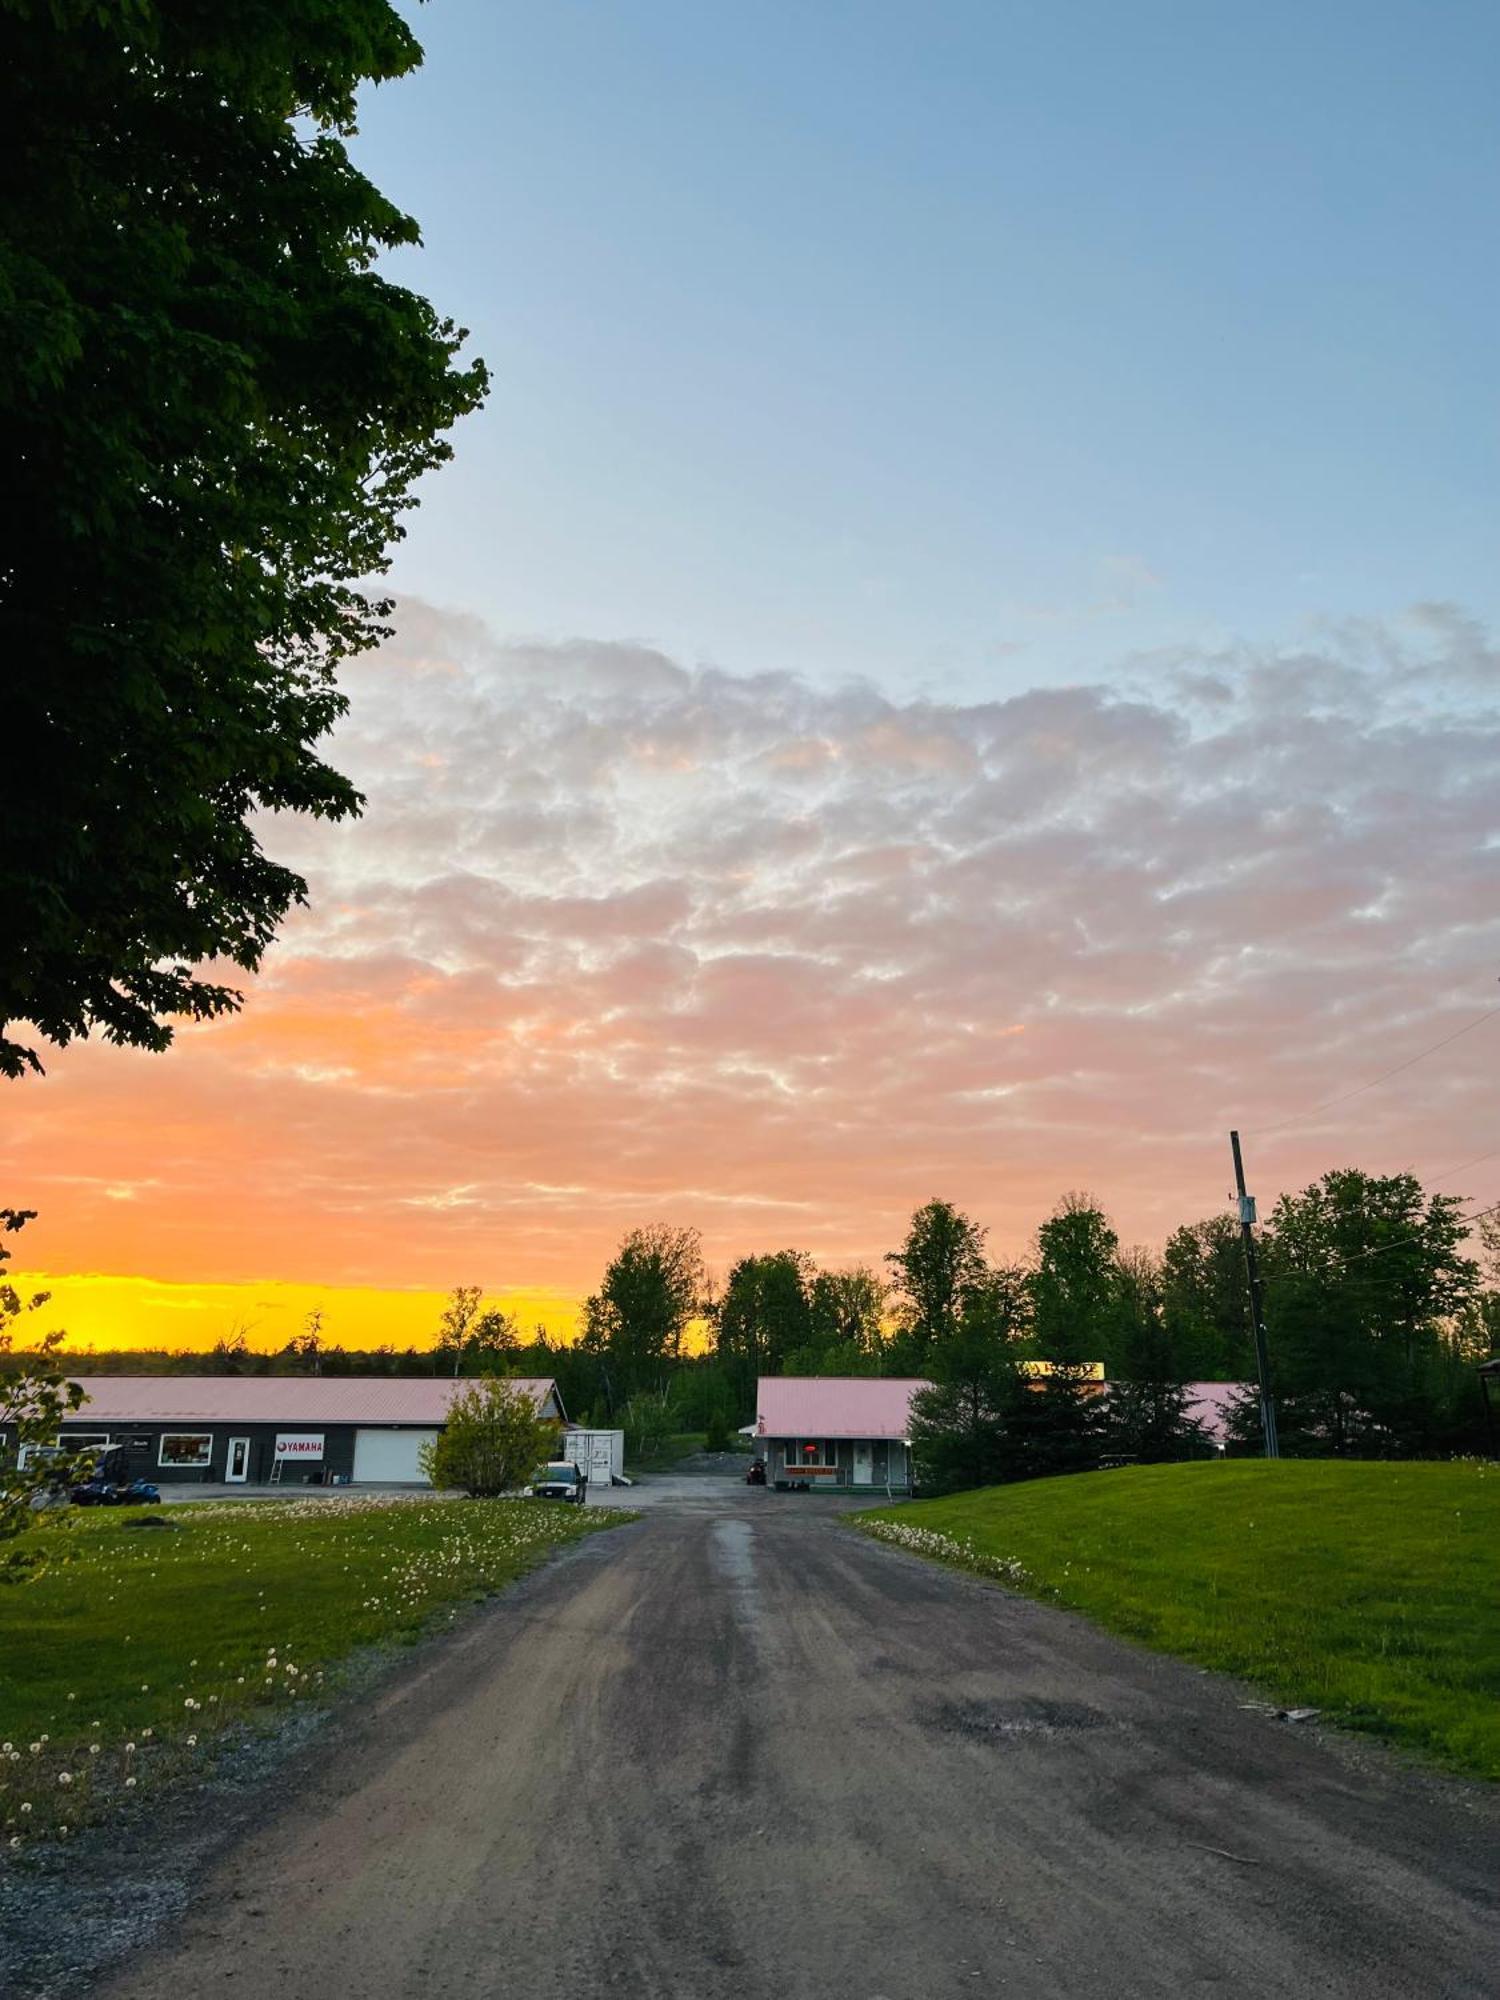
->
[10,1273,584,1355]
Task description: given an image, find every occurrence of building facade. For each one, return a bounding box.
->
[6,1376,566,1486]
[754,1376,930,1492]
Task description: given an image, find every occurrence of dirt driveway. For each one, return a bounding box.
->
[79,1476,1499,1998]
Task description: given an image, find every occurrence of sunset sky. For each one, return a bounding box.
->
[6,1,1499,1351]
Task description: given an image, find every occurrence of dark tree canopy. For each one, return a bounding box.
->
[581,1225,705,1402]
[0,0,487,1076]
[884,1198,988,1366]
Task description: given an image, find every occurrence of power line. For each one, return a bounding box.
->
[1424,1145,1500,1188]
[1248,999,1500,1142]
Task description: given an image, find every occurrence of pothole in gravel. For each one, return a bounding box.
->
[924,1696,1112,1741]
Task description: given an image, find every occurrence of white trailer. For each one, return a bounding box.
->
[562,1428,626,1491]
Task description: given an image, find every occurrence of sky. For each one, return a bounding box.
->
[6,1,1499,1350]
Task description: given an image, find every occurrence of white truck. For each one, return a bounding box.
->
[561,1428,627,1491]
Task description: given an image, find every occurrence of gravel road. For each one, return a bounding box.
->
[89,1475,1498,1999]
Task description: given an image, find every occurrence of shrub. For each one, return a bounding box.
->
[419,1379,555,1497]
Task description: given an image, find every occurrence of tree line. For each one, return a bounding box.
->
[10,1170,1497,1485]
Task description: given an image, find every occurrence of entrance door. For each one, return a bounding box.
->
[852,1441,873,1485]
[226,1437,251,1483]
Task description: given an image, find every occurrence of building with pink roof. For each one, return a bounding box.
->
[755,1376,930,1491]
[11,1375,566,1488]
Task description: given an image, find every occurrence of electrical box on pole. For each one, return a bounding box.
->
[1230,1130,1279,1460]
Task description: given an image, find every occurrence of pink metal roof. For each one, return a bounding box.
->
[66,1376,561,1426]
[755,1376,931,1440]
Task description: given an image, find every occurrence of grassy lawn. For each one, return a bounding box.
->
[860,1460,1500,1780]
[1,1493,626,1848]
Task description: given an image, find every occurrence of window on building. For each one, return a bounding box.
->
[786,1439,839,1468]
[18,1434,109,1470]
[158,1433,214,1468]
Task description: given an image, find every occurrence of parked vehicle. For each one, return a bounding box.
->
[528,1461,588,1504]
[69,1447,162,1507]
[744,1458,766,1485]
[71,1473,163,1507]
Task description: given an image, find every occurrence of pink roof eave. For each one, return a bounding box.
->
[754,1375,931,1440]
[62,1376,563,1427]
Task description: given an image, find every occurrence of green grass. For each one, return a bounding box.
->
[861,1461,1500,1780]
[0,1493,626,1846]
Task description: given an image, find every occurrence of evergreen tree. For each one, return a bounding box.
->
[1105,1247,1211,1462]
[908,1265,1030,1494]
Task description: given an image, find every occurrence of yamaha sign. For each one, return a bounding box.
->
[274,1432,325,1461]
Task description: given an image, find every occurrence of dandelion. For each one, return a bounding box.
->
[19,1803,31,1815]
[89,1745,101,1756]
[185,1734,198,1747]
[124,1776,137,1789]
[57,1773,72,1786]
[29,1743,41,1756]
[124,1742,136,1754]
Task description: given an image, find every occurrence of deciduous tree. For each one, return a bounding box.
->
[0,0,487,1076]
[1,1211,87,1577]
[885,1199,988,1369]
[581,1226,705,1402]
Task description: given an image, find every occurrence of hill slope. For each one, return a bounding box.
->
[861,1460,1500,1779]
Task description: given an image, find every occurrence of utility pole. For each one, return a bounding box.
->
[1230,1130,1279,1458]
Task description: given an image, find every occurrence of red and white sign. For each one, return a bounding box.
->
[274,1432,324,1461]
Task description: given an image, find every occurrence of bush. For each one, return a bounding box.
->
[419,1379,555,1497]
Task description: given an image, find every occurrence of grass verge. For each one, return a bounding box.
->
[859,1460,1500,1780]
[1,1493,628,1848]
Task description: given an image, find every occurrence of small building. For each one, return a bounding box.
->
[755,1376,930,1492]
[12,1375,566,1487]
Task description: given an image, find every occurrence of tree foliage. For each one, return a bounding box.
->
[908,1263,1030,1494]
[0,0,487,1076]
[1161,1214,1253,1379]
[885,1199,988,1369]
[418,1378,553,1498]
[1,1211,87,1577]
[581,1225,705,1403]
[713,1250,813,1403]
[434,1286,518,1376]
[1244,1169,1480,1456]
[1030,1192,1124,1368]
[1103,1247,1212,1462]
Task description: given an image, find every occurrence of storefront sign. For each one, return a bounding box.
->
[274,1432,325,1461]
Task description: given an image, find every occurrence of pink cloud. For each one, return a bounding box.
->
[6,601,1498,1305]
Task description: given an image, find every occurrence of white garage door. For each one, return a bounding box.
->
[352,1429,439,1484]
